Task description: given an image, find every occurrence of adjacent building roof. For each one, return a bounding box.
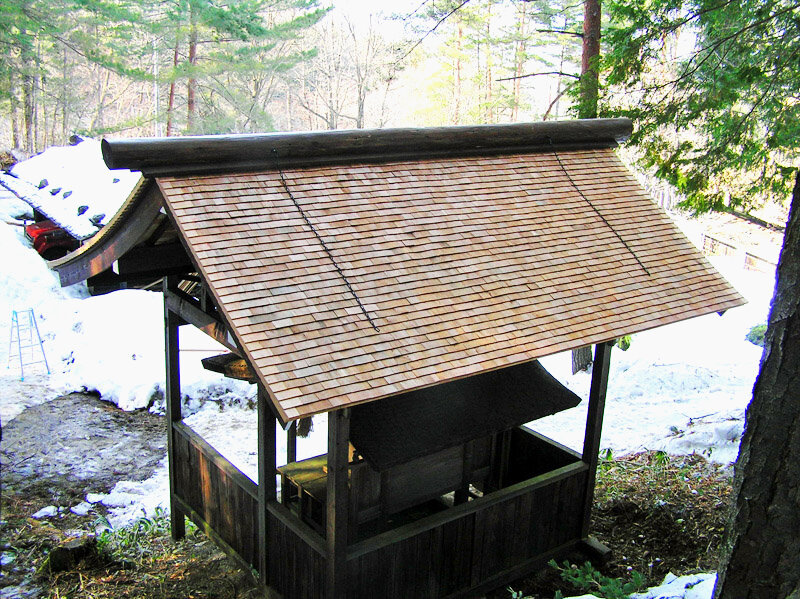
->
[0,137,141,240]
[93,119,744,422]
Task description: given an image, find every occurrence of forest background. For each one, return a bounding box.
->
[2,0,796,214]
[3,0,800,595]
[0,0,591,151]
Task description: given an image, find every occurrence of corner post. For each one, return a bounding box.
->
[163,275,185,540]
[326,408,350,599]
[581,341,612,538]
[282,422,297,502]
[257,383,277,588]
[287,421,297,463]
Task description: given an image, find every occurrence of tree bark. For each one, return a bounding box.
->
[187,6,198,132]
[454,23,463,125]
[579,0,601,119]
[572,345,593,374]
[22,71,35,153]
[714,172,800,599]
[571,0,602,372]
[167,38,179,137]
[512,2,526,121]
[10,78,20,150]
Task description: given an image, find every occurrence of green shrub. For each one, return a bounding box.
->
[745,324,767,347]
[548,560,647,599]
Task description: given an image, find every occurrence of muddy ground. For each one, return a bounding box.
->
[2,393,165,503]
[1,393,732,599]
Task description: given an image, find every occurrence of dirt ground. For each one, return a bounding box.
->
[2,393,165,502]
[1,394,733,599]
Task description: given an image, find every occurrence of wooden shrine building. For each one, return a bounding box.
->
[52,119,744,598]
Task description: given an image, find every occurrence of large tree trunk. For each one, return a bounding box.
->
[714,172,800,598]
[579,0,601,119]
[572,345,593,374]
[571,0,602,373]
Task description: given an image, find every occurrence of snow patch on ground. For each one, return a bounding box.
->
[95,457,170,529]
[564,572,717,599]
[31,505,59,519]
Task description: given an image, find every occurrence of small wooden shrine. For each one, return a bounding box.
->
[52,118,744,598]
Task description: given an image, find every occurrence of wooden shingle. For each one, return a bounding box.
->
[158,147,744,422]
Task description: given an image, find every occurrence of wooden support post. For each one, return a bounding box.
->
[257,384,277,588]
[454,440,474,505]
[326,409,350,599]
[580,341,612,538]
[164,275,185,540]
[287,421,297,463]
[282,422,297,503]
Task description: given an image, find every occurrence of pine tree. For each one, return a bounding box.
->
[603,0,800,212]
[155,0,328,135]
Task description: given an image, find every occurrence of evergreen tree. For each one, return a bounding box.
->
[603,0,800,212]
[602,2,800,595]
[155,0,328,135]
[0,0,328,147]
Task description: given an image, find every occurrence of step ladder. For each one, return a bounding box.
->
[7,309,50,381]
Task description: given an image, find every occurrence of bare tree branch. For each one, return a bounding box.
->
[535,28,583,38]
[396,0,472,64]
[497,71,580,82]
[543,80,578,120]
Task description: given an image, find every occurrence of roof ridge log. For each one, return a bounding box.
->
[102,118,633,177]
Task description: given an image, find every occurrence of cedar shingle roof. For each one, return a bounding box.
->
[157,144,744,421]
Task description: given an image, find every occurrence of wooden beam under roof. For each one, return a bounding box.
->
[51,180,166,286]
[164,287,239,353]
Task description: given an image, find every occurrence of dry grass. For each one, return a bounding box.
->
[3,450,732,599]
[491,451,733,598]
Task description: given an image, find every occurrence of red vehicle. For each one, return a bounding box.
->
[24,219,80,261]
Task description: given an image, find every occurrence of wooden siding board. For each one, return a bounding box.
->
[172,423,260,569]
[342,463,587,599]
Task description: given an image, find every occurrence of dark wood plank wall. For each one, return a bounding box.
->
[168,420,588,599]
[344,463,588,599]
[268,503,328,598]
[171,421,260,569]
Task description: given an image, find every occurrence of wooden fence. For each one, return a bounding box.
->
[171,421,260,570]
[169,420,589,599]
[345,461,588,599]
[701,233,776,273]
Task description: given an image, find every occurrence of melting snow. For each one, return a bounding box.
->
[0,193,777,599]
[0,138,141,239]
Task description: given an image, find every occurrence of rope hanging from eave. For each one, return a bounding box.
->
[271,149,380,332]
[548,139,651,276]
